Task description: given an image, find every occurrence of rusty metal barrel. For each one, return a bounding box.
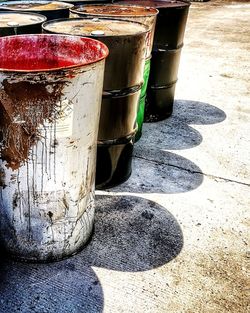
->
[0,1,73,20]
[0,11,47,36]
[43,17,148,188]
[70,3,158,141]
[59,0,112,5]
[119,0,190,121]
[0,34,108,262]
[70,4,157,59]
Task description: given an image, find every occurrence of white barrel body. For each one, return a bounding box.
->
[0,62,105,262]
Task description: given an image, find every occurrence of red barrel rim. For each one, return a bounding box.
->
[0,34,109,73]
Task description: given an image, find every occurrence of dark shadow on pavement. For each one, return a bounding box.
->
[111,150,203,193]
[140,117,203,150]
[173,99,226,125]
[0,253,104,313]
[72,195,183,272]
[0,195,183,312]
[119,99,226,193]
[140,100,226,150]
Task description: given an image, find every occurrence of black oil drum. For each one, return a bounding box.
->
[117,0,190,121]
[0,1,73,20]
[96,136,134,189]
[70,4,157,59]
[69,3,158,141]
[43,17,148,188]
[0,11,46,36]
[146,44,182,120]
[118,0,190,48]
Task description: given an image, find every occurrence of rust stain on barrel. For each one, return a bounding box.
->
[0,76,65,170]
[73,4,157,16]
[0,1,73,11]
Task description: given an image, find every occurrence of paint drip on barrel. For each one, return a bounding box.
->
[0,76,66,172]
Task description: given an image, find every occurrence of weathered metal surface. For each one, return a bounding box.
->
[0,12,46,36]
[145,46,182,120]
[60,0,111,4]
[70,3,158,16]
[43,18,148,91]
[70,3,157,141]
[149,46,182,87]
[145,45,182,120]
[0,34,108,262]
[146,83,177,121]
[118,1,190,121]
[96,135,134,188]
[99,90,141,140]
[43,17,147,36]
[115,1,190,48]
[70,4,158,58]
[43,18,147,136]
[0,1,73,20]
[69,4,158,141]
[43,17,147,188]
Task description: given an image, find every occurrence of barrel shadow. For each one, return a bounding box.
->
[173,99,227,125]
[0,252,104,313]
[140,100,226,150]
[114,99,226,193]
[139,117,203,150]
[0,195,183,312]
[73,195,184,272]
[110,149,204,194]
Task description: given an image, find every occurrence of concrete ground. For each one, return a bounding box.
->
[0,0,249,312]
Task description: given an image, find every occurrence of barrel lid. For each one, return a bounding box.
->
[71,4,158,17]
[43,17,149,37]
[116,1,191,9]
[0,11,46,27]
[59,0,108,2]
[0,1,73,12]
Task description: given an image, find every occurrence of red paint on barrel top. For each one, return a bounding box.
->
[0,34,108,71]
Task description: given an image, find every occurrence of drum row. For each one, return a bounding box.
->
[0,0,190,189]
[0,0,191,262]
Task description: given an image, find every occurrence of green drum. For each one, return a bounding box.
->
[135,57,151,141]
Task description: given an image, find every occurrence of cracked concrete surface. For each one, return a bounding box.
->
[0,0,249,312]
